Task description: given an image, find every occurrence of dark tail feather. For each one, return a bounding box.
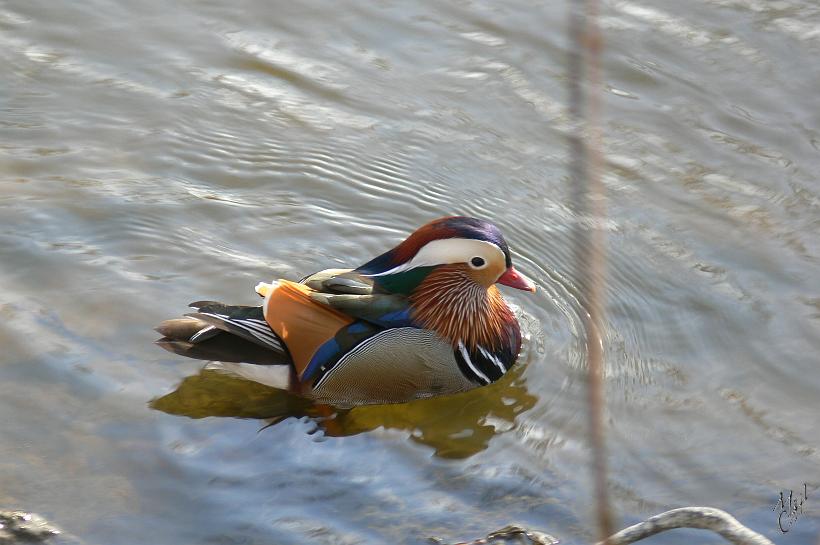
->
[155,334,287,365]
[155,317,220,343]
[185,301,285,353]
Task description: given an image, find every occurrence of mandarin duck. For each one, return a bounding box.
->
[156,216,535,406]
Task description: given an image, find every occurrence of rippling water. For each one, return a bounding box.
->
[2,1,819,544]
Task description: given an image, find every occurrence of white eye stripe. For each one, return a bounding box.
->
[366,238,504,276]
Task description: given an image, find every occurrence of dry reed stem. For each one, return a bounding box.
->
[568,0,613,541]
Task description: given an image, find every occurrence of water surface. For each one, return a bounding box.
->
[2,1,819,544]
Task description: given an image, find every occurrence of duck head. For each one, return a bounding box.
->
[356,216,536,296]
[357,216,534,350]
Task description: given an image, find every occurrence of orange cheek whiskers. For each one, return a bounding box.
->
[409,266,513,350]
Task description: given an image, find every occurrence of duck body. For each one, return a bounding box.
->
[156,217,535,407]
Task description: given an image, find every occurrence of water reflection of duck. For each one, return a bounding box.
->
[151,363,537,458]
[155,216,536,407]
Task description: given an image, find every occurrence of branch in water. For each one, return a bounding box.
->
[598,507,775,545]
[430,507,775,545]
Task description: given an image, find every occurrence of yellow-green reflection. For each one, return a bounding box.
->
[151,366,536,459]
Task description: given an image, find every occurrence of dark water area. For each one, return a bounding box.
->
[2,1,819,544]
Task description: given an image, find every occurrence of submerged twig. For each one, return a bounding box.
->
[429,524,559,545]
[431,508,776,545]
[597,507,776,545]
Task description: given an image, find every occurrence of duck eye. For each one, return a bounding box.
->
[470,256,486,268]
